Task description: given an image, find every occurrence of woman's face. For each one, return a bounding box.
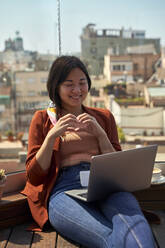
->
[59,68,89,110]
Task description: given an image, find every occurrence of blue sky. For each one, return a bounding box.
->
[0,0,165,54]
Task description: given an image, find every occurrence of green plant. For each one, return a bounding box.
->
[17,132,24,141]
[5,130,14,141]
[115,97,144,104]
[0,169,6,200]
[117,126,126,143]
[5,130,14,137]
[0,169,6,183]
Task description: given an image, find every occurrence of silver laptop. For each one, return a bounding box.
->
[65,145,157,202]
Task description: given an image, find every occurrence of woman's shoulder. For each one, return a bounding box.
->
[33,109,47,117]
[32,109,49,123]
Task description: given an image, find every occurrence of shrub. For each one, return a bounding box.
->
[117,126,126,143]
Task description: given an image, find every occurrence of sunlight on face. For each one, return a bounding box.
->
[59,68,89,110]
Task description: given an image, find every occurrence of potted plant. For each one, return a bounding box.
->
[17,132,24,141]
[0,169,7,200]
[6,130,14,141]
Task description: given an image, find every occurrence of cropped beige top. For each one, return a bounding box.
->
[59,129,100,167]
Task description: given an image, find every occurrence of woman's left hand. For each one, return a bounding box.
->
[76,113,106,138]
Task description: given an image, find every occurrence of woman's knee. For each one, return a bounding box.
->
[105,191,141,213]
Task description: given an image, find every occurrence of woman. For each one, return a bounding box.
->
[22,56,155,248]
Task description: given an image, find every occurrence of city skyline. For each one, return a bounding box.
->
[0,0,165,55]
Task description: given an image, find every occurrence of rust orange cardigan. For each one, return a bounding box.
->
[22,106,121,230]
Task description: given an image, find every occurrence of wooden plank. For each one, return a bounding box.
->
[31,229,57,248]
[6,222,33,248]
[0,192,31,229]
[0,227,12,248]
[139,201,165,210]
[151,210,165,248]
[0,192,27,205]
[134,185,165,201]
[0,214,32,230]
[56,234,80,248]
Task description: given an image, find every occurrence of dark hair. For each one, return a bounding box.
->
[47,55,91,108]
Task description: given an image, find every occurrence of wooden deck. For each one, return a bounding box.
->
[0,221,83,248]
[1,214,165,248]
[1,187,165,248]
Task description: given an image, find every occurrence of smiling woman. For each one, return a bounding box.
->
[19,55,156,248]
[0,0,164,246]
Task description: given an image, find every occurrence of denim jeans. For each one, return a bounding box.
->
[48,163,155,248]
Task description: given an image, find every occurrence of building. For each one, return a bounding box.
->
[0,32,35,72]
[5,31,24,52]
[161,47,165,68]
[0,50,33,71]
[13,71,49,132]
[104,53,160,83]
[110,96,165,136]
[0,73,12,132]
[144,86,165,107]
[80,24,161,75]
[147,67,165,86]
[0,32,55,72]
[87,86,165,136]
[34,53,56,71]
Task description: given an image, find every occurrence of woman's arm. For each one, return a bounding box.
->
[35,113,78,170]
[26,111,78,185]
[25,111,52,185]
[96,130,116,153]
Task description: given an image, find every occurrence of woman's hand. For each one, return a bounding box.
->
[47,113,78,140]
[35,113,78,170]
[76,113,106,138]
[77,113,115,153]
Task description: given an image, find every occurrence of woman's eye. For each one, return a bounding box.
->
[65,84,73,87]
[80,81,87,86]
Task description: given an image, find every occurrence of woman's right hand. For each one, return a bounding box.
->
[47,113,77,140]
[35,114,77,171]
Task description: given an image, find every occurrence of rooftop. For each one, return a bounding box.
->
[148,87,165,97]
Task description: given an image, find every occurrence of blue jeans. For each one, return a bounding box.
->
[48,163,155,248]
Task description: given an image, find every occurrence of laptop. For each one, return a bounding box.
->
[65,145,157,202]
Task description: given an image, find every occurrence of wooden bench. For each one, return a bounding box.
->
[1,185,165,247]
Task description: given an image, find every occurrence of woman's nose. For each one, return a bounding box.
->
[72,85,81,92]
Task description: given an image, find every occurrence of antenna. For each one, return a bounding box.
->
[57,0,62,56]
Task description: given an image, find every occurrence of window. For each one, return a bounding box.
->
[40,91,48,96]
[40,78,47,83]
[27,78,35,84]
[27,91,36,96]
[90,47,97,54]
[113,65,121,71]
[133,63,138,71]
[16,91,22,96]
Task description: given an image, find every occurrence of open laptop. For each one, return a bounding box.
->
[65,145,157,202]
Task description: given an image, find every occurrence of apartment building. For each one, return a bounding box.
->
[80,24,161,75]
[144,86,165,107]
[104,53,160,83]
[0,85,12,132]
[13,71,49,132]
[111,99,165,136]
